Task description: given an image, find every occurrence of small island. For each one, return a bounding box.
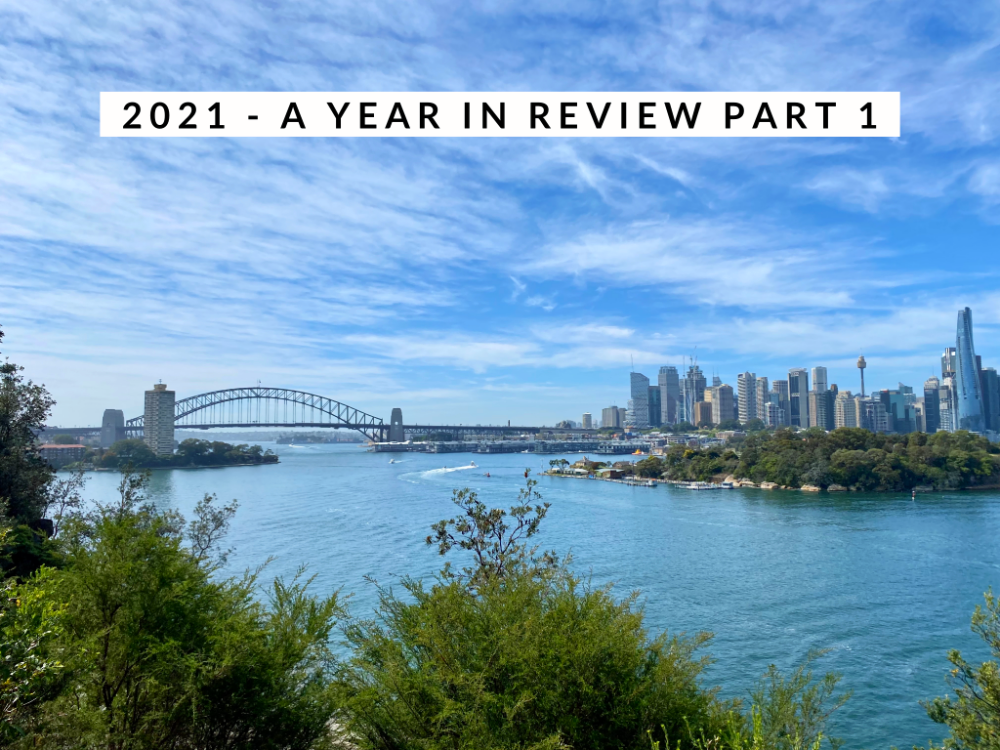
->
[67,438,279,471]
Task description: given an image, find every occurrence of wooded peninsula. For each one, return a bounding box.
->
[632,428,1000,491]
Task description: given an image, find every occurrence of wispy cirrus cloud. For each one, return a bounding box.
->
[4,0,1000,426]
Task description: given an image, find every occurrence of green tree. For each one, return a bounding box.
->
[23,467,344,749]
[923,589,1000,748]
[347,477,734,750]
[48,435,76,446]
[0,326,55,526]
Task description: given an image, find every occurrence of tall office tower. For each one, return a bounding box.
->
[582,413,593,429]
[878,388,916,434]
[808,390,832,431]
[923,377,941,433]
[143,383,175,456]
[980,367,1000,432]
[601,406,621,429]
[914,401,926,433]
[939,377,956,432]
[618,406,628,427]
[712,384,734,426]
[692,401,713,427]
[647,386,662,427]
[955,307,986,433]
[737,372,757,423]
[811,366,828,393]
[772,380,791,425]
[678,365,707,426]
[834,391,857,428]
[100,409,125,449]
[942,347,957,379]
[658,366,680,425]
[788,368,810,428]
[858,397,889,433]
[629,372,650,429]
[808,367,831,430]
[712,375,722,387]
[755,376,770,422]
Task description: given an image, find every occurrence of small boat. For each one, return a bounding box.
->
[469,461,478,468]
[389,459,397,464]
[684,481,719,490]
[720,481,736,489]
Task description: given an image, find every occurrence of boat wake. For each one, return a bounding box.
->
[423,464,479,476]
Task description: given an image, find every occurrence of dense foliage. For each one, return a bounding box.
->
[4,470,343,748]
[638,428,1000,491]
[93,437,279,469]
[734,428,1000,491]
[923,589,1000,749]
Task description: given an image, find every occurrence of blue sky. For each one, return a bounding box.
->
[2,0,1000,427]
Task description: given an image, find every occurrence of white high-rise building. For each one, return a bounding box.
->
[834,391,858,428]
[143,383,175,456]
[582,412,593,429]
[755,376,770,422]
[737,372,757,424]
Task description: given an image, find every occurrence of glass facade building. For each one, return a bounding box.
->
[629,372,650,429]
[955,307,986,433]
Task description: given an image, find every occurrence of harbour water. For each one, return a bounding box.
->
[81,442,1000,749]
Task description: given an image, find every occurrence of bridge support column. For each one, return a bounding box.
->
[388,408,405,442]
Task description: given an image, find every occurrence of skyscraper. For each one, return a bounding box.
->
[772,380,790,426]
[942,347,957,379]
[712,384,734,426]
[808,367,831,430]
[601,406,620,429]
[788,368,810,428]
[834,391,857,428]
[755,376,770,422]
[143,383,175,456]
[811,366,828,393]
[658,366,679,425]
[629,372,650,429]
[737,372,757,424]
[582,413,593,429]
[678,364,706,425]
[647,386,662,427]
[939,377,956,432]
[923,377,941,434]
[980,367,1000,433]
[955,307,986,433]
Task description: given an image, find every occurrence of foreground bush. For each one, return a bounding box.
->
[923,589,1000,749]
[6,469,343,749]
[342,478,845,750]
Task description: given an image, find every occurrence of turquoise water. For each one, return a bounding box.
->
[82,442,1000,749]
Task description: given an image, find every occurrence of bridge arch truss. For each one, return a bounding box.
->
[125,387,385,441]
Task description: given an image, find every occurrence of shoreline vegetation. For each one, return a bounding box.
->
[614,428,999,493]
[66,437,279,471]
[5,325,1000,748]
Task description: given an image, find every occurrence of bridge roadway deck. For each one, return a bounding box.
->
[39,424,602,440]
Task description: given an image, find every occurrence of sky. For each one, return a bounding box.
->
[3,0,1000,428]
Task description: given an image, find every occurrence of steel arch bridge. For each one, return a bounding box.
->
[125,387,386,441]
